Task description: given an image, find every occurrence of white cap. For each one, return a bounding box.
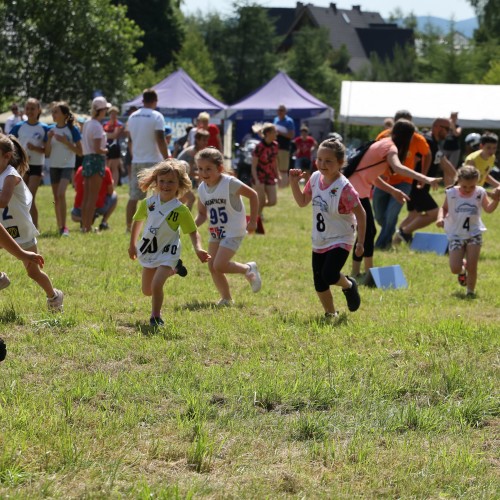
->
[92,96,112,112]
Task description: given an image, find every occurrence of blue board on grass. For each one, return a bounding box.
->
[411,232,448,255]
[366,265,407,290]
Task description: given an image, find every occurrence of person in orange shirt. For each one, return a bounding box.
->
[372,110,432,249]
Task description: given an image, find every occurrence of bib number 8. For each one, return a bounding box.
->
[316,213,325,232]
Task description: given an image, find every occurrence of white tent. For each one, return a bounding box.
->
[339,81,500,129]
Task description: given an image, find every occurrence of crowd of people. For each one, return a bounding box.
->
[0,95,499,343]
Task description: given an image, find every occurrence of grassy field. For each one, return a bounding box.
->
[0,183,498,498]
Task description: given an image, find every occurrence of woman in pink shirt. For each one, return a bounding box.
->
[349,120,440,277]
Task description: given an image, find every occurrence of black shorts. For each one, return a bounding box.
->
[407,182,438,212]
[107,142,121,159]
[27,164,43,176]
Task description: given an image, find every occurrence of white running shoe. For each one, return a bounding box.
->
[245,262,262,293]
[0,272,11,290]
[47,289,64,312]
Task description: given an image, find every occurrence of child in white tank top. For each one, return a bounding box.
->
[195,148,261,306]
[437,165,499,297]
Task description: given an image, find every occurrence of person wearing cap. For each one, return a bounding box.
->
[293,125,317,181]
[273,104,295,188]
[125,89,169,232]
[4,102,26,134]
[80,96,111,232]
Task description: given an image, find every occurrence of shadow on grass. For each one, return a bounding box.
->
[39,229,62,239]
[137,323,183,340]
[175,300,244,312]
[277,310,349,327]
[451,291,477,300]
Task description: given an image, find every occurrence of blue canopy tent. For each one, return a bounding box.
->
[216,71,334,146]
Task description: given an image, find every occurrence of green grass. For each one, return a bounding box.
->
[0,183,498,498]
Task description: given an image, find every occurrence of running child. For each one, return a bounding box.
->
[436,165,499,297]
[195,147,261,306]
[290,138,366,318]
[128,159,210,326]
[251,123,280,220]
[0,224,45,362]
[45,101,82,236]
[0,135,63,311]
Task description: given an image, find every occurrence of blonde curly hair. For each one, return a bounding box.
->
[137,159,192,197]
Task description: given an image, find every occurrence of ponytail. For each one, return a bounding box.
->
[0,135,30,176]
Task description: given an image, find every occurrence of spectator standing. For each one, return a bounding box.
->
[4,103,26,134]
[125,89,169,232]
[45,102,82,236]
[293,125,317,181]
[80,96,110,233]
[273,104,295,188]
[103,106,124,188]
[10,98,49,229]
[443,112,462,168]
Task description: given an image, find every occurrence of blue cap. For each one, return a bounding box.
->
[164,126,172,136]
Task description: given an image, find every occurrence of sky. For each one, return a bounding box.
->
[180,0,476,21]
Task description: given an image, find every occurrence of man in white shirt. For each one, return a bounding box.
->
[125,89,169,231]
[4,102,26,134]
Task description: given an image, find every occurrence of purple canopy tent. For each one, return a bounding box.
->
[220,71,333,121]
[122,68,226,119]
[216,71,334,145]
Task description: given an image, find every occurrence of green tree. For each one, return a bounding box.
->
[224,3,279,102]
[469,0,500,42]
[0,0,142,109]
[172,25,221,99]
[112,0,185,69]
[284,27,342,109]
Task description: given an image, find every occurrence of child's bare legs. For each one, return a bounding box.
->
[142,266,175,318]
[464,244,480,293]
[265,184,277,209]
[254,182,266,217]
[254,183,277,217]
[25,174,41,228]
[51,178,70,230]
[208,242,248,301]
[81,174,103,232]
[450,245,480,294]
[23,244,55,297]
[317,289,335,314]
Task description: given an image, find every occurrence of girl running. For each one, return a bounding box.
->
[195,147,261,306]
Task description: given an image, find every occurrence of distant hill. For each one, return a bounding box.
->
[393,16,478,38]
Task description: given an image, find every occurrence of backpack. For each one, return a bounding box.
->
[342,140,386,178]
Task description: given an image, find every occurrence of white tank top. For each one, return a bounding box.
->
[309,171,356,250]
[444,186,486,240]
[198,174,247,239]
[0,166,39,245]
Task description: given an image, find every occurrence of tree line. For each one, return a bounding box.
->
[0,0,498,113]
